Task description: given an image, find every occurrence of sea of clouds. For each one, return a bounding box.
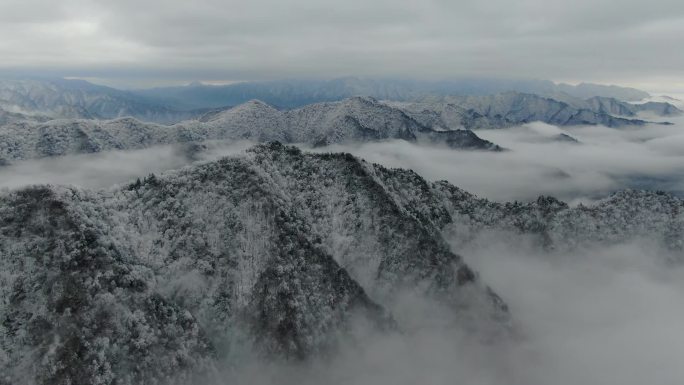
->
[1,109,683,384]
[315,116,684,203]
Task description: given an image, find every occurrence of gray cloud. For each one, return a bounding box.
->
[0,0,683,89]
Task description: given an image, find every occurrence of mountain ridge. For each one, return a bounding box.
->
[0,97,502,165]
[0,78,210,124]
[0,77,665,125]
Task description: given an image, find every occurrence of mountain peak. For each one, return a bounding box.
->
[347,95,379,103]
[243,98,273,107]
[228,99,279,115]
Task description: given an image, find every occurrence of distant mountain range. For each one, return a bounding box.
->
[0,78,205,123]
[0,77,680,165]
[133,77,653,110]
[0,97,502,165]
[1,142,680,383]
[392,92,680,130]
[584,96,682,117]
[0,77,672,124]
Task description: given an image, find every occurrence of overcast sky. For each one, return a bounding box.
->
[1,0,683,90]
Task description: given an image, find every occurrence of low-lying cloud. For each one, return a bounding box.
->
[195,235,684,385]
[0,140,254,191]
[458,234,684,385]
[314,117,684,202]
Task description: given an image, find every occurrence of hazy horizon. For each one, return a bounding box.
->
[1,0,682,92]
[0,74,680,99]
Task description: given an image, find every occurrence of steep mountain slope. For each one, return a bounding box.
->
[197,97,503,150]
[0,143,509,384]
[0,97,501,164]
[0,78,202,124]
[387,101,510,130]
[284,97,420,144]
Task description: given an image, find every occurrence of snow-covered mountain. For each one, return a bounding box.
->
[585,96,682,117]
[0,77,657,123]
[1,78,674,131]
[0,78,203,124]
[0,97,501,164]
[3,87,681,168]
[199,97,500,148]
[1,143,681,384]
[437,185,683,254]
[394,92,676,130]
[0,106,52,126]
[0,143,509,384]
